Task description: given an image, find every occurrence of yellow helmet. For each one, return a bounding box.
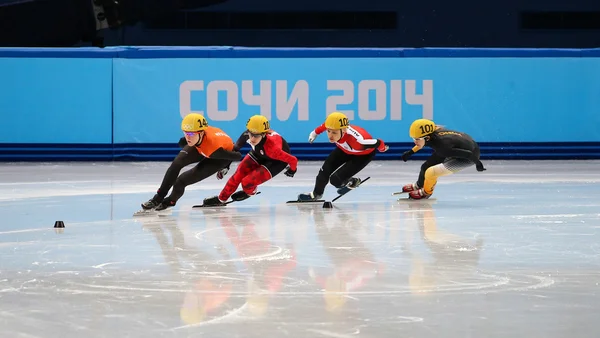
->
[181,113,208,132]
[246,115,270,134]
[409,119,436,139]
[325,112,350,130]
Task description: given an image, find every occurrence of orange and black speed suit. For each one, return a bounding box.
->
[154,126,242,203]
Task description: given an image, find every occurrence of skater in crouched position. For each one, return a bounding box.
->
[202,115,298,206]
[297,112,388,202]
[399,119,486,200]
[140,113,241,212]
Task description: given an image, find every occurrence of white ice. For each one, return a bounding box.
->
[1,160,599,337]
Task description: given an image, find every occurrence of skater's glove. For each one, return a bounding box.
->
[308,130,318,143]
[216,166,229,180]
[178,137,187,149]
[475,161,486,172]
[401,149,415,162]
[284,166,297,177]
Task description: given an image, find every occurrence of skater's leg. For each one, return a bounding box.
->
[142,146,203,209]
[329,151,376,189]
[422,158,475,194]
[217,155,261,202]
[408,157,475,199]
[237,160,287,198]
[158,158,230,210]
[416,153,446,188]
[313,148,350,196]
[297,148,348,201]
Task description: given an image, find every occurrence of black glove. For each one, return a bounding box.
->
[178,137,187,148]
[475,161,486,172]
[284,167,296,177]
[401,149,415,162]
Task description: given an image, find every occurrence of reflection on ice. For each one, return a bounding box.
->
[1,161,599,337]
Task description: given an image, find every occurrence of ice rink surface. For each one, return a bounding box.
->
[1,160,599,337]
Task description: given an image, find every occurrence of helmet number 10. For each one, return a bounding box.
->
[339,118,349,127]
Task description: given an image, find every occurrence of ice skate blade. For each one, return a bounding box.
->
[193,191,261,208]
[286,199,325,204]
[133,208,173,216]
[397,197,437,202]
[193,204,228,208]
[392,191,408,196]
[330,176,370,203]
[133,209,156,216]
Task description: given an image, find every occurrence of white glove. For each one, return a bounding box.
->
[308,130,318,143]
[216,167,229,180]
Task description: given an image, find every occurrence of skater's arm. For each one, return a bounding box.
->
[347,128,387,152]
[400,145,423,162]
[178,137,187,149]
[210,148,243,161]
[234,131,250,152]
[264,136,298,171]
[314,123,327,134]
[263,137,298,171]
[358,138,388,152]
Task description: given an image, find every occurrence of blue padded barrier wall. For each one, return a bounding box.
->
[1,47,600,161]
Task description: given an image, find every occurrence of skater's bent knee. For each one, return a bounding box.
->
[424,167,436,180]
[241,180,256,194]
[170,159,186,171]
[242,180,256,191]
[425,164,452,180]
[329,175,344,188]
[173,177,190,189]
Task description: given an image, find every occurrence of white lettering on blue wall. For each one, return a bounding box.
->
[326,79,434,121]
[275,80,309,121]
[325,80,354,120]
[206,80,238,121]
[180,80,309,121]
[180,79,432,121]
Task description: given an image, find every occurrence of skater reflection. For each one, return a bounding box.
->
[138,217,243,326]
[308,207,386,312]
[202,208,298,318]
[401,201,485,295]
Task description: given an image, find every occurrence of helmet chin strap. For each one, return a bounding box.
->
[195,132,203,146]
